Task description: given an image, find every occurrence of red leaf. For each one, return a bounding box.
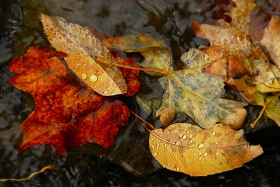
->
[8,46,134,154]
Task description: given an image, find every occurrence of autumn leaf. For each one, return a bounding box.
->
[260,16,280,69]
[8,46,133,154]
[105,34,247,129]
[192,0,257,81]
[40,13,127,96]
[240,92,280,128]
[149,123,263,176]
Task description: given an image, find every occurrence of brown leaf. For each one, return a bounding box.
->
[149,123,263,176]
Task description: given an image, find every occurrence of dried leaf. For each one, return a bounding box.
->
[260,16,280,69]
[8,46,132,154]
[40,13,127,96]
[149,123,263,176]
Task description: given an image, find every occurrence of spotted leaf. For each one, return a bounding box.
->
[40,13,127,96]
[149,123,263,176]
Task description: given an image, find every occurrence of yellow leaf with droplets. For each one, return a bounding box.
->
[40,13,127,96]
[149,123,263,176]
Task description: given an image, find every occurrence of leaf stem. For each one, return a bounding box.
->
[250,105,266,128]
[130,110,155,130]
[96,57,169,75]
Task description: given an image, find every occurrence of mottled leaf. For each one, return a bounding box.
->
[149,123,263,176]
[40,13,127,96]
[8,46,132,154]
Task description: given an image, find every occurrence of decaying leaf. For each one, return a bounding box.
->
[105,34,248,129]
[260,16,280,69]
[40,13,127,96]
[149,123,263,176]
[8,46,132,154]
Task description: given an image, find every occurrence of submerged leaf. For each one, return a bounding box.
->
[40,13,127,96]
[149,123,263,176]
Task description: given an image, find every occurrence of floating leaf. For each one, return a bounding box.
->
[260,16,280,69]
[8,46,132,154]
[241,92,280,127]
[40,13,127,96]
[149,123,263,176]
[105,34,248,129]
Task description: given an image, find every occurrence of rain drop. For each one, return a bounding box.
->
[212,131,216,136]
[166,130,171,134]
[89,74,98,82]
[198,144,204,148]
[199,157,202,160]
[175,141,181,145]
[204,152,208,156]
[187,130,190,134]
[153,152,158,157]
[151,145,155,149]
[189,134,193,138]
[81,73,87,80]
[182,135,187,139]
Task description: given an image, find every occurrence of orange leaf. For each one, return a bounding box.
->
[8,46,134,154]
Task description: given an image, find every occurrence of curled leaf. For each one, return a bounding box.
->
[40,13,127,96]
[149,123,263,176]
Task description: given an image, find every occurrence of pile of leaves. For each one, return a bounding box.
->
[7,0,280,177]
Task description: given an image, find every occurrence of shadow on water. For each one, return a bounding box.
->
[0,0,280,186]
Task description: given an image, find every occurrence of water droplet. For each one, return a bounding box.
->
[204,152,208,156]
[212,131,216,136]
[193,153,196,157]
[199,157,202,160]
[235,159,238,162]
[166,130,171,134]
[198,144,204,148]
[89,74,98,82]
[164,143,167,147]
[195,128,198,131]
[187,130,190,134]
[189,134,193,138]
[81,73,87,80]
[175,141,181,145]
[156,143,160,148]
[153,152,158,157]
[182,135,187,139]
[216,152,219,156]
[180,147,183,151]
[199,152,202,156]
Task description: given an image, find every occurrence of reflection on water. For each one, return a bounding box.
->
[0,0,280,186]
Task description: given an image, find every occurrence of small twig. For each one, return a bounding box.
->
[0,165,54,182]
[130,110,155,130]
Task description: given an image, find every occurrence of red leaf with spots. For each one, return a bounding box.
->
[8,46,139,154]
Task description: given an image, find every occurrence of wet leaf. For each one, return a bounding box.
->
[103,34,170,76]
[254,58,280,93]
[149,123,263,176]
[241,92,280,127]
[260,16,280,69]
[8,46,131,154]
[105,34,248,129]
[40,13,127,96]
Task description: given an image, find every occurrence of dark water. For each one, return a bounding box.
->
[0,0,280,186]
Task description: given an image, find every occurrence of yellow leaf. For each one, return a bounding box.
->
[40,13,127,96]
[149,123,263,176]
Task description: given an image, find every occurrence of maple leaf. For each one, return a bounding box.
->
[104,34,247,129]
[40,13,127,96]
[192,0,257,81]
[149,123,263,176]
[8,46,134,154]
